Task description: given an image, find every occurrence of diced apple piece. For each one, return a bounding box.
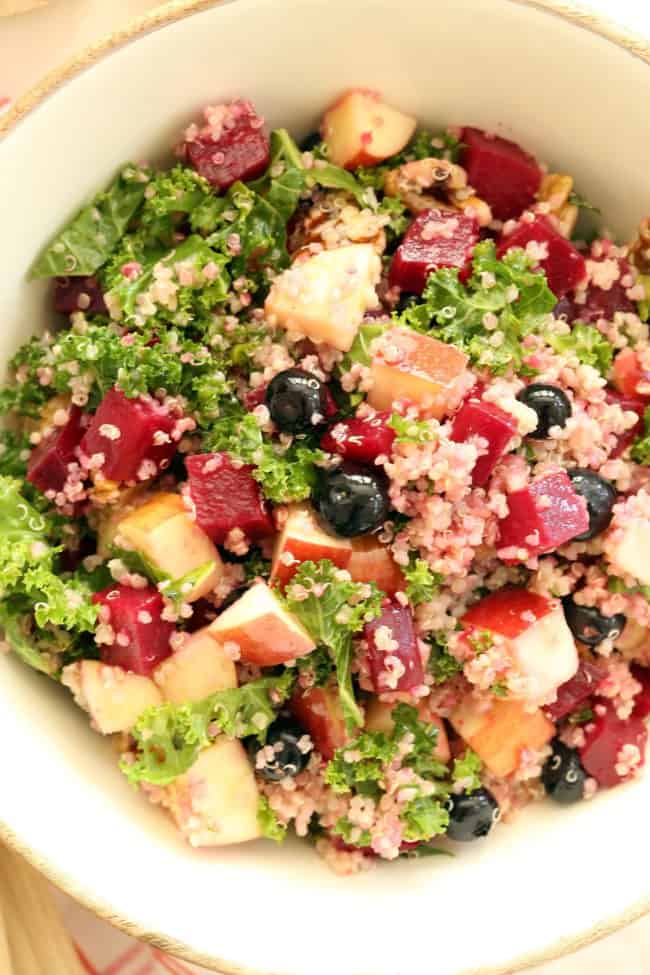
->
[450,696,554,778]
[462,588,578,702]
[166,739,261,847]
[367,326,470,419]
[365,697,450,762]
[607,516,650,585]
[208,581,315,666]
[115,492,222,601]
[290,685,348,760]
[612,348,650,402]
[271,503,351,586]
[153,627,237,704]
[347,536,405,596]
[61,660,162,735]
[264,244,381,352]
[320,89,416,170]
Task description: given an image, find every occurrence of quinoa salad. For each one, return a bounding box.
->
[3,89,650,873]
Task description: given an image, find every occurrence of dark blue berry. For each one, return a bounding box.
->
[542,739,586,804]
[562,596,626,647]
[567,468,617,540]
[446,787,499,842]
[314,462,389,537]
[265,368,327,434]
[517,383,572,438]
[250,720,310,781]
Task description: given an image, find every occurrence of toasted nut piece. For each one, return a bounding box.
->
[23,394,73,436]
[449,191,493,228]
[536,173,578,238]
[289,190,387,258]
[628,217,650,274]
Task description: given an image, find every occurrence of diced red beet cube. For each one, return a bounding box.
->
[243,386,267,411]
[497,216,586,299]
[182,100,270,192]
[27,406,85,495]
[462,587,552,638]
[363,600,424,693]
[92,585,175,676]
[460,127,542,222]
[577,257,635,323]
[612,348,650,403]
[604,387,646,458]
[544,658,607,721]
[579,702,647,787]
[498,470,589,559]
[53,276,107,316]
[80,388,178,484]
[450,397,516,486]
[389,208,479,295]
[631,664,650,720]
[185,452,273,545]
[321,411,395,464]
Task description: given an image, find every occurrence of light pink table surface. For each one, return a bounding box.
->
[1,1,650,973]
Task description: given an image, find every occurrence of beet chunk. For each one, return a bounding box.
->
[450,397,517,486]
[389,208,479,295]
[544,658,607,722]
[27,406,85,494]
[363,600,424,693]
[80,388,179,484]
[185,452,274,545]
[497,215,586,298]
[498,470,589,559]
[92,585,175,676]
[181,100,269,192]
[461,127,542,221]
[321,412,395,464]
[54,276,107,316]
[579,702,647,788]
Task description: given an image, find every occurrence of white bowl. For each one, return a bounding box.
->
[1,1,649,972]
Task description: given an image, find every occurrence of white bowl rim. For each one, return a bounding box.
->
[1,1,649,972]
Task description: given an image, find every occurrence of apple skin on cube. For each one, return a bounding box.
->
[153,627,237,704]
[166,738,261,847]
[271,503,351,586]
[290,685,348,760]
[320,89,416,169]
[450,397,517,486]
[498,470,589,560]
[347,536,406,596]
[389,208,480,295]
[208,581,316,666]
[462,588,578,702]
[451,696,554,778]
[264,243,381,352]
[365,697,450,762]
[61,660,162,735]
[367,326,470,419]
[115,492,223,601]
[612,348,650,403]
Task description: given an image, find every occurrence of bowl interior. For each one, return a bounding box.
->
[1,2,649,973]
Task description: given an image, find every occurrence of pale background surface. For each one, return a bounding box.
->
[1,0,650,972]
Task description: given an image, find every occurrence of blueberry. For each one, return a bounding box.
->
[446,787,499,842]
[299,131,322,152]
[562,595,626,647]
[249,720,310,781]
[265,368,327,434]
[542,739,586,804]
[314,462,389,537]
[517,383,572,438]
[567,468,617,540]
